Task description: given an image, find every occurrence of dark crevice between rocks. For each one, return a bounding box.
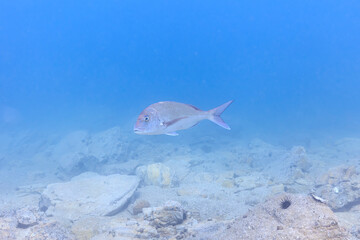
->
[39,196,51,212]
[16,222,38,229]
[333,198,360,212]
[104,193,134,216]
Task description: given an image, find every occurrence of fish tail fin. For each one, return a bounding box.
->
[208,100,233,130]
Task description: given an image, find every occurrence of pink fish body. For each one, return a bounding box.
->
[134,100,233,136]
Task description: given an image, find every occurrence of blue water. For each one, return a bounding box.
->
[2,3,360,239]
[1,0,360,140]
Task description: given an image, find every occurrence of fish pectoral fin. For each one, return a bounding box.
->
[164,117,187,127]
[165,132,179,136]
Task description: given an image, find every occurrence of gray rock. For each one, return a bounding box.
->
[26,221,76,240]
[314,165,360,210]
[186,194,350,240]
[143,201,186,228]
[242,140,313,184]
[290,146,312,172]
[129,199,151,215]
[15,207,42,229]
[50,130,91,173]
[48,128,131,175]
[41,172,140,220]
[351,224,360,239]
[0,207,75,240]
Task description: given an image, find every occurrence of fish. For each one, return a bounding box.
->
[134,100,233,136]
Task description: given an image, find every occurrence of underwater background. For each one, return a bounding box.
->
[1,1,360,239]
[1,0,360,139]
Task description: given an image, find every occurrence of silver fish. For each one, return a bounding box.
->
[134,100,233,136]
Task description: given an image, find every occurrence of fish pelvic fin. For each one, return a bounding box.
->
[208,100,233,130]
[165,132,179,136]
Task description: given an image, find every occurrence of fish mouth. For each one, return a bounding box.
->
[133,128,143,134]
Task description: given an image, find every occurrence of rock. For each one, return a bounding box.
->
[143,201,186,228]
[335,138,360,157]
[86,127,128,163]
[43,127,133,176]
[194,172,215,183]
[71,215,160,240]
[246,143,315,185]
[136,163,172,187]
[97,159,140,176]
[162,156,191,186]
[219,171,236,179]
[221,179,235,188]
[0,208,75,240]
[16,183,47,196]
[15,207,42,229]
[234,175,264,190]
[130,199,151,215]
[335,211,360,239]
[39,195,51,212]
[43,127,195,178]
[271,184,285,194]
[290,146,312,172]
[26,221,76,240]
[294,177,312,186]
[70,216,104,240]
[50,130,90,173]
[314,165,360,210]
[186,194,350,240]
[41,172,140,220]
[350,224,360,239]
[0,211,17,240]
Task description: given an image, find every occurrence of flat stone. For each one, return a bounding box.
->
[271,184,285,194]
[235,175,263,190]
[41,172,140,220]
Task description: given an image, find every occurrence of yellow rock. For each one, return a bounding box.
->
[146,163,171,187]
[147,164,161,185]
[161,167,171,186]
[222,179,235,188]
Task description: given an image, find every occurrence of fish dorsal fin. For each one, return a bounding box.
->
[186,104,201,111]
[165,132,179,136]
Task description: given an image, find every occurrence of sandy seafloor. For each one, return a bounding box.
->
[1,127,360,239]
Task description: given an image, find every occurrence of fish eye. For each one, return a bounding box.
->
[144,115,150,122]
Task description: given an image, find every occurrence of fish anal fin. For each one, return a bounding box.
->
[165,132,179,136]
[210,116,231,130]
